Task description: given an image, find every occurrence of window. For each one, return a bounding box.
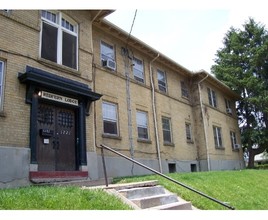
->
[102,102,118,135]
[185,123,192,142]
[101,41,115,61]
[162,117,172,143]
[133,57,144,83]
[230,131,238,149]
[100,41,116,70]
[0,61,5,111]
[41,10,78,69]
[181,81,189,98]
[136,111,149,140]
[213,126,223,148]
[225,99,233,114]
[207,88,217,108]
[157,69,167,93]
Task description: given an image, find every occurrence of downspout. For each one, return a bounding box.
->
[197,73,210,171]
[149,53,162,173]
[123,48,135,174]
[91,10,102,152]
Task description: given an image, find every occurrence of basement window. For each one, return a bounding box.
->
[168,163,176,173]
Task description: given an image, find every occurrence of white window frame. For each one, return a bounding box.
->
[213,126,223,148]
[181,81,189,98]
[185,123,192,142]
[133,57,144,83]
[230,131,237,149]
[162,116,172,144]
[100,41,115,62]
[102,101,119,136]
[225,99,233,114]
[157,69,167,93]
[0,60,5,111]
[136,111,149,140]
[208,88,217,108]
[40,10,78,70]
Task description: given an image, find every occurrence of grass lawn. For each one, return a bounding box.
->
[112,169,268,210]
[0,169,267,210]
[0,185,132,210]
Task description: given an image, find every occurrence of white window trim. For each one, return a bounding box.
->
[102,101,119,136]
[185,123,193,142]
[40,10,78,70]
[133,57,144,83]
[136,110,149,140]
[181,81,189,98]
[213,126,223,148]
[162,116,172,144]
[157,69,167,93]
[100,40,115,62]
[208,88,217,108]
[230,131,237,149]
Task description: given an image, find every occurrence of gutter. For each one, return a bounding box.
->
[149,53,162,173]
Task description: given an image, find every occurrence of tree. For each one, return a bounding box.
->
[211,17,268,168]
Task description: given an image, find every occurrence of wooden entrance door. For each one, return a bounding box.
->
[37,103,76,171]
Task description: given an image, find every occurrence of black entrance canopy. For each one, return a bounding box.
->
[18,66,102,115]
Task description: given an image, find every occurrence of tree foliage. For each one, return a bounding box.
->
[211,18,268,168]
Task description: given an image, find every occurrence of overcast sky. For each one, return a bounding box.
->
[105,2,268,73]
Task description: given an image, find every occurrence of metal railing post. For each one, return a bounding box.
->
[100,146,108,187]
[97,144,235,210]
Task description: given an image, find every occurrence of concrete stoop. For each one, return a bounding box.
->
[104,180,196,210]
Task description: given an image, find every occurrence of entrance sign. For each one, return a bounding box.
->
[40,91,78,106]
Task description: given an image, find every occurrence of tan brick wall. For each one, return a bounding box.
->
[0,10,96,150]
[93,22,244,166]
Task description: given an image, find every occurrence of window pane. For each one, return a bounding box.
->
[0,61,3,107]
[41,22,57,63]
[181,81,189,98]
[212,90,217,107]
[185,123,192,141]
[214,126,222,148]
[62,31,77,69]
[138,127,148,139]
[137,111,148,139]
[163,130,171,143]
[0,62,2,85]
[42,10,56,23]
[102,102,118,135]
[136,111,147,127]
[133,57,144,82]
[103,103,116,120]
[158,70,167,92]
[162,117,171,143]
[101,41,114,60]
[208,88,212,106]
[103,120,117,135]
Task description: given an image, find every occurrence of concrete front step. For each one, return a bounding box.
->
[145,201,193,210]
[118,185,166,199]
[130,193,179,209]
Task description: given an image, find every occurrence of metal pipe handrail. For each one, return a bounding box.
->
[98,144,235,210]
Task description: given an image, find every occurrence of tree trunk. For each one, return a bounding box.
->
[247,150,255,168]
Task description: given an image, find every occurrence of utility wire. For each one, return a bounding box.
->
[126,9,137,49]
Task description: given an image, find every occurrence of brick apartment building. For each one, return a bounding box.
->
[0,10,245,188]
